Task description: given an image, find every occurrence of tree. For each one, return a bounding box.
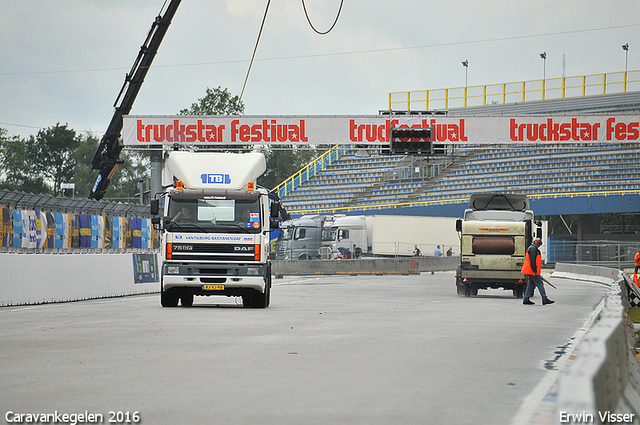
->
[257,146,321,190]
[179,86,245,115]
[178,86,320,190]
[0,128,48,194]
[72,134,150,201]
[29,124,80,196]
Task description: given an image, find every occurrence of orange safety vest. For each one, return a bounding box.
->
[635,252,640,267]
[521,247,542,276]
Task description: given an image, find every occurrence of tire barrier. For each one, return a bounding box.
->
[553,263,640,423]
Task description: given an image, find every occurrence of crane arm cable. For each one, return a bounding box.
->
[240,0,271,101]
[302,0,343,35]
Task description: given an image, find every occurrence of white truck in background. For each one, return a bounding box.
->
[320,215,459,258]
[151,151,284,308]
[455,193,545,298]
[276,214,325,260]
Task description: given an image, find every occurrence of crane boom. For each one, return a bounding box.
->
[89,0,182,200]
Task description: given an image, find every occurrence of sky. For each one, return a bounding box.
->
[1,0,640,140]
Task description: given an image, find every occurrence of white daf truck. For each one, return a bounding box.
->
[151,151,283,308]
[455,193,543,298]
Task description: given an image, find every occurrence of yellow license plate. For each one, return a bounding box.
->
[203,284,224,291]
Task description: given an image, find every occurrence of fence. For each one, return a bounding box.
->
[548,238,640,269]
[389,70,640,111]
[0,190,158,252]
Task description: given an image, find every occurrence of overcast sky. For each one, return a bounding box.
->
[1,0,639,139]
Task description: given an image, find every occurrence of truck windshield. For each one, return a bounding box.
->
[168,197,261,233]
[322,228,337,242]
[280,227,293,240]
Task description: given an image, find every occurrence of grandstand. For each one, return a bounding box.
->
[276,72,640,217]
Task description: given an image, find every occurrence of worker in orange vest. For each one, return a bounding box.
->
[634,249,640,286]
[521,238,554,306]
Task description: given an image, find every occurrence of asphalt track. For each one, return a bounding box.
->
[0,272,609,425]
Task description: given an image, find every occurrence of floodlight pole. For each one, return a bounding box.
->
[540,52,547,99]
[462,60,469,107]
[623,44,629,91]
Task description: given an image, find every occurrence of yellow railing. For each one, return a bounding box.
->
[285,189,640,216]
[271,145,350,199]
[388,70,640,111]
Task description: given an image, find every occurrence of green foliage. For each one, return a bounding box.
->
[31,124,80,196]
[0,124,79,195]
[0,126,150,200]
[178,86,245,116]
[70,134,150,200]
[257,146,321,190]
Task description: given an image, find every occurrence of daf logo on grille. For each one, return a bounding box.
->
[234,246,253,252]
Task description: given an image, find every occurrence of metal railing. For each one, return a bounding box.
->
[271,145,351,199]
[389,70,640,111]
[548,240,640,269]
[283,188,640,216]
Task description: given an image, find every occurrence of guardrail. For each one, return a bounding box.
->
[551,263,640,422]
[389,70,640,111]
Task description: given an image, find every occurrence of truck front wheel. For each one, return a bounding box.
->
[180,292,194,307]
[243,289,266,308]
[161,288,179,307]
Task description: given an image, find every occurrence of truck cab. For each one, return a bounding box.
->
[275,215,325,260]
[321,215,367,259]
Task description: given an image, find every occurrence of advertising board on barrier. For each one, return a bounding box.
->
[123,115,640,146]
[0,207,156,251]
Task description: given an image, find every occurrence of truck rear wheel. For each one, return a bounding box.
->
[161,288,179,307]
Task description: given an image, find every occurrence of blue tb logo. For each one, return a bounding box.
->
[200,173,231,185]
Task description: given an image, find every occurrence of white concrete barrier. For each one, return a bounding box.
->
[553,263,640,424]
[0,252,159,306]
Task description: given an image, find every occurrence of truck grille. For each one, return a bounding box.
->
[171,243,255,262]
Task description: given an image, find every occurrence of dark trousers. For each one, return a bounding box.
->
[523,274,548,301]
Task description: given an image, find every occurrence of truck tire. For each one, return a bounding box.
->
[456,266,465,296]
[180,292,194,307]
[513,287,524,299]
[161,288,179,307]
[243,289,268,308]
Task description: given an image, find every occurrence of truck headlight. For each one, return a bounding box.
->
[247,267,259,276]
[167,266,180,274]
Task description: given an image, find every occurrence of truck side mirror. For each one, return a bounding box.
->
[270,219,280,230]
[150,199,160,215]
[455,219,462,232]
[536,228,542,239]
[270,202,279,218]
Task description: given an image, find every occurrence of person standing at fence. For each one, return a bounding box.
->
[434,245,442,257]
[521,238,554,305]
[635,249,640,274]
